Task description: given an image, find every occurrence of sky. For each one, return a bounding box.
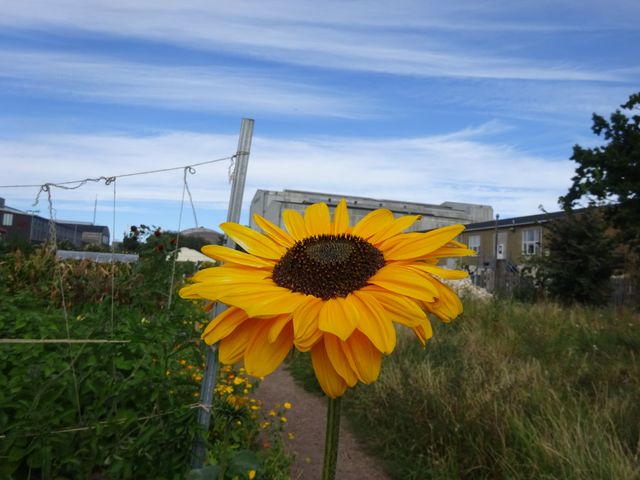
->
[0,0,638,242]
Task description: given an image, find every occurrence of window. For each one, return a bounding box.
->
[2,213,13,226]
[468,235,480,253]
[522,228,540,255]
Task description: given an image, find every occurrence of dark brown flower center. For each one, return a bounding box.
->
[272,234,385,300]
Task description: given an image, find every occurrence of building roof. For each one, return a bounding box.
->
[180,227,223,244]
[463,208,587,232]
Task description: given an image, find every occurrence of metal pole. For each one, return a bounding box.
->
[493,213,500,291]
[191,118,254,469]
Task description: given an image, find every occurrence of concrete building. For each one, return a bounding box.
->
[0,197,110,247]
[249,189,493,232]
[180,227,224,246]
[457,210,576,270]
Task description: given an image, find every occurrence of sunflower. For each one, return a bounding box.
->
[180,200,473,398]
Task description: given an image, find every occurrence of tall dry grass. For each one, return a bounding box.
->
[291,299,640,479]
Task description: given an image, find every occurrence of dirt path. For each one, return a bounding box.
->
[252,367,389,480]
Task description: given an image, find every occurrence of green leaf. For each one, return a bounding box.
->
[186,465,221,480]
[228,449,261,476]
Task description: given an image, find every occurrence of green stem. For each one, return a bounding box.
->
[321,396,342,480]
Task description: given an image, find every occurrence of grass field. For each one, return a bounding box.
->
[288,299,640,479]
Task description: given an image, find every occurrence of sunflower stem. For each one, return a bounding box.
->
[321,396,342,480]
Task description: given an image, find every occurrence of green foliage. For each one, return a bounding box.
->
[0,236,290,479]
[561,92,640,252]
[289,299,640,479]
[531,208,620,305]
[0,285,205,478]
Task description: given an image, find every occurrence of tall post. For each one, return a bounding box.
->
[492,213,500,291]
[191,118,254,469]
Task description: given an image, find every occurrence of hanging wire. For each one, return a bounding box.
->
[59,274,84,424]
[184,167,199,228]
[228,155,236,184]
[0,403,204,439]
[167,166,197,310]
[1,156,235,189]
[110,178,117,335]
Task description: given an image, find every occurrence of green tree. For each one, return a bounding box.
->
[560,92,640,251]
[534,208,619,305]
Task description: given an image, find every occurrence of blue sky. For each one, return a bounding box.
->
[0,0,638,241]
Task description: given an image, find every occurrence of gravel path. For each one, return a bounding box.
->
[253,367,389,480]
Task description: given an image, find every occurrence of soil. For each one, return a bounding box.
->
[252,367,390,480]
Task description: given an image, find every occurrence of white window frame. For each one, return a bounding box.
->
[468,234,480,254]
[2,213,13,226]
[522,228,540,255]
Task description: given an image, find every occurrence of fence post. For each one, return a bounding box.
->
[191,118,254,469]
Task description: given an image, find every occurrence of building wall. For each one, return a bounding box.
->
[250,189,493,232]
[0,199,109,246]
[459,224,545,269]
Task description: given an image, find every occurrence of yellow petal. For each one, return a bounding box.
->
[192,265,270,283]
[368,264,439,302]
[318,297,358,341]
[351,292,396,354]
[292,296,323,347]
[359,287,426,327]
[268,314,293,343]
[311,340,348,398]
[450,240,468,248]
[244,320,293,377]
[201,306,248,345]
[331,199,350,234]
[221,289,308,318]
[295,328,323,352]
[304,202,331,236]
[201,245,275,268]
[282,209,308,240]
[219,321,256,364]
[410,264,469,280]
[221,223,285,259]
[351,208,394,240]
[342,330,381,384]
[424,280,463,322]
[191,282,275,302]
[413,317,433,346]
[369,214,421,245]
[381,224,465,261]
[179,284,205,299]
[253,214,295,248]
[324,334,358,387]
[427,244,476,259]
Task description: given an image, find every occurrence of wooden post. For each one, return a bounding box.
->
[191,118,254,469]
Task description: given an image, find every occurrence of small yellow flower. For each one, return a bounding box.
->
[233,377,244,385]
[280,416,287,423]
[268,410,276,417]
[248,470,256,480]
[287,432,295,440]
[260,421,271,429]
[284,402,292,410]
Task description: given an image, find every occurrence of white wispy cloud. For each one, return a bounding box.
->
[0,126,575,235]
[0,49,365,117]
[1,1,630,82]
